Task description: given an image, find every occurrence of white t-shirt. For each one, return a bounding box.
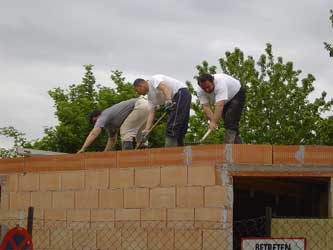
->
[147,74,187,109]
[197,73,241,105]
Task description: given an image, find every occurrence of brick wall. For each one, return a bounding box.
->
[0,165,231,249]
[0,144,332,250]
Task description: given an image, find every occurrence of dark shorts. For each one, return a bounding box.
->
[222,87,246,133]
[166,88,192,143]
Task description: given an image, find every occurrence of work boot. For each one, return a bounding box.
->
[235,135,243,144]
[165,136,178,147]
[122,141,134,150]
[223,129,237,144]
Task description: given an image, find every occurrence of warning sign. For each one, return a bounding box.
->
[241,238,306,250]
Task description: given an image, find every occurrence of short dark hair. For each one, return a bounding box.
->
[88,110,101,125]
[133,78,145,86]
[197,73,214,86]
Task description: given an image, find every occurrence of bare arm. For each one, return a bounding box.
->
[144,109,156,131]
[157,82,172,101]
[77,127,102,153]
[209,100,225,130]
[104,135,116,151]
[202,104,214,121]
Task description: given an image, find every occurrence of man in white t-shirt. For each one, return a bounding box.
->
[133,74,191,147]
[197,73,246,144]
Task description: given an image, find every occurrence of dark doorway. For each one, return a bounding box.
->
[233,177,329,250]
[234,177,329,219]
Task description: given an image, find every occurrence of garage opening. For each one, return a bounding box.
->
[233,177,329,219]
[233,177,330,249]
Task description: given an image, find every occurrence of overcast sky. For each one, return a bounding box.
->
[0,0,332,148]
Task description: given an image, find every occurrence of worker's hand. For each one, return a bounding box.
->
[141,130,149,142]
[77,148,86,154]
[209,121,217,131]
[164,100,174,112]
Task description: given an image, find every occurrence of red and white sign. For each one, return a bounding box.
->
[241,237,306,250]
[0,227,33,250]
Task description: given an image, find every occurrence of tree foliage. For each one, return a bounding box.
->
[186,44,333,145]
[32,65,144,153]
[324,9,333,57]
[0,126,31,158]
[2,44,333,157]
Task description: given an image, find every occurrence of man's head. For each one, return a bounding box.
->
[197,73,215,93]
[133,78,149,95]
[88,110,101,125]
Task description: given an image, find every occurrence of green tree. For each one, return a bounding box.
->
[0,126,31,158]
[324,9,333,57]
[3,43,332,158]
[33,66,133,152]
[187,44,333,145]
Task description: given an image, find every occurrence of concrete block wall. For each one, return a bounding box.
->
[0,166,230,249]
[0,144,332,250]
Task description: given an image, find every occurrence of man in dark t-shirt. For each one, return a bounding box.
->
[77,98,149,152]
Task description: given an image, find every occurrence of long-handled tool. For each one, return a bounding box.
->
[199,129,212,144]
[186,129,212,145]
[135,112,167,150]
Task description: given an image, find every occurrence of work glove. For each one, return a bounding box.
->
[164,100,174,112]
[141,130,149,143]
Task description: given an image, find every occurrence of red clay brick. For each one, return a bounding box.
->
[141,208,167,221]
[304,146,333,165]
[273,145,302,164]
[62,171,84,190]
[148,230,174,250]
[91,208,115,221]
[54,154,85,171]
[188,166,216,186]
[97,229,120,249]
[203,230,228,249]
[168,208,194,221]
[177,187,204,208]
[52,191,75,209]
[10,192,30,209]
[161,166,187,186]
[205,186,227,207]
[124,188,149,208]
[150,187,176,208]
[115,208,140,221]
[31,192,52,209]
[122,229,147,249]
[135,167,161,187]
[75,190,99,208]
[109,168,134,188]
[40,172,61,191]
[175,230,201,250]
[117,149,149,168]
[7,174,19,192]
[18,173,39,191]
[0,158,24,174]
[149,147,185,166]
[67,209,91,229]
[195,208,222,221]
[1,193,9,209]
[191,145,225,165]
[25,154,84,172]
[85,169,109,189]
[84,151,117,169]
[99,189,123,208]
[232,144,272,164]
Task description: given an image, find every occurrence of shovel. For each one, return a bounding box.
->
[135,112,167,150]
[198,129,212,144]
